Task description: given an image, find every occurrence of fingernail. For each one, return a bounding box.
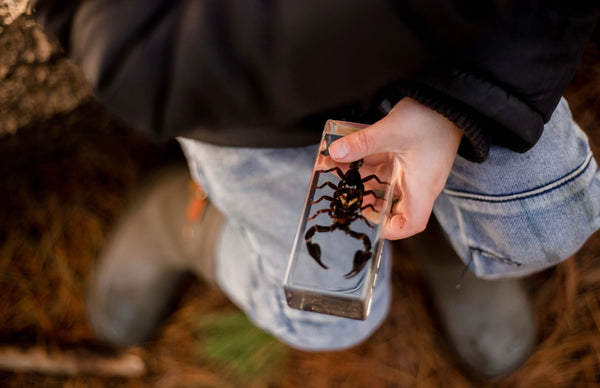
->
[329,141,349,159]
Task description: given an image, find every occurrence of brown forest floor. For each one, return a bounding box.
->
[1,15,600,388]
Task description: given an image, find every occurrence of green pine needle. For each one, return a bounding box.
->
[195,311,289,384]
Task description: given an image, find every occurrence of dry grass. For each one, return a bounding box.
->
[1,15,600,388]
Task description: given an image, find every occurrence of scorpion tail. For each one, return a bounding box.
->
[345,250,372,278]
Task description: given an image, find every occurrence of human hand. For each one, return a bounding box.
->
[328,98,462,240]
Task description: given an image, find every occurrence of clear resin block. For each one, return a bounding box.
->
[284,120,400,320]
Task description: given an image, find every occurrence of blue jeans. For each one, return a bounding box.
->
[178,98,600,350]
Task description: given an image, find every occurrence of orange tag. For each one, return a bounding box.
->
[186,181,208,222]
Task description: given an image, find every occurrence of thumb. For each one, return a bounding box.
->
[328,124,385,162]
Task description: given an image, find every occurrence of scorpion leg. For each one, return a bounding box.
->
[315,181,338,190]
[361,174,389,185]
[363,190,385,199]
[318,166,345,177]
[344,229,372,278]
[311,195,334,205]
[359,204,379,227]
[304,224,335,269]
[357,214,375,228]
[307,208,331,221]
[361,203,378,212]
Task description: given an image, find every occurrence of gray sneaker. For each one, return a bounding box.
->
[404,218,536,378]
[86,165,223,347]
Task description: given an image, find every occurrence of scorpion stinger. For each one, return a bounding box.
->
[304,159,388,278]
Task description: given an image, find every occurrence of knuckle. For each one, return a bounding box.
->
[414,219,428,234]
[407,208,432,236]
[352,129,372,158]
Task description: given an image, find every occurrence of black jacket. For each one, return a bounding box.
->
[33,0,599,161]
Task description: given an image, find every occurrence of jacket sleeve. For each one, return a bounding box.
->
[32,0,599,162]
[31,1,464,133]
[387,2,600,161]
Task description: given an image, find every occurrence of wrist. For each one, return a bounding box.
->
[388,97,463,157]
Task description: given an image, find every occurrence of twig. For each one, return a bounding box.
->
[0,345,145,377]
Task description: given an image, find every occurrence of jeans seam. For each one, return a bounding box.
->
[443,152,594,203]
[470,246,523,267]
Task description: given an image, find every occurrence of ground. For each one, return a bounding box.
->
[1,13,600,388]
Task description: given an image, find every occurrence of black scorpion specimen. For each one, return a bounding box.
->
[304,159,388,278]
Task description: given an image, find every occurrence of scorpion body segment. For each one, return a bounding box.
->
[304,159,387,278]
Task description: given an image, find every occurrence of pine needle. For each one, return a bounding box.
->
[195,311,289,385]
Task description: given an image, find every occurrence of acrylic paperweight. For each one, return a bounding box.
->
[283,120,400,320]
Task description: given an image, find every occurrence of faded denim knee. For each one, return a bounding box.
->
[435,153,600,278]
[433,99,600,279]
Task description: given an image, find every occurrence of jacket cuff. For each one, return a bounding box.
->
[383,81,494,163]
